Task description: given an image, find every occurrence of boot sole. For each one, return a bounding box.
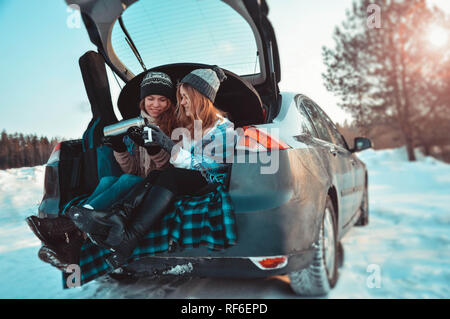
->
[38,246,71,272]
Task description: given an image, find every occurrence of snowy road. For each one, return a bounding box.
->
[0,148,449,299]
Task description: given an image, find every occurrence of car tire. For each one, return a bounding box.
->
[355,183,369,226]
[288,195,339,296]
[337,241,344,269]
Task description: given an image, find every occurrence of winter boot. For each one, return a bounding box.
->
[66,205,129,248]
[105,185,175,269]
[38,245,73,271]
[66,177,154,248]
[26,215,85,266]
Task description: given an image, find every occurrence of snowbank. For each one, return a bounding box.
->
[330,147,450,298]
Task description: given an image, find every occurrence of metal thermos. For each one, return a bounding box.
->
[103,116,148,137]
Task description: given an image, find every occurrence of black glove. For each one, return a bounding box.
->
[127,126,145,147]
[102,133,127,152]
[127,126,162,155]
[146,124,176,154]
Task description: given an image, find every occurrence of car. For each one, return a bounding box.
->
[36,0,371,296]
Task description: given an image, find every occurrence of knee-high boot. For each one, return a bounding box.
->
[66,177,155,247]
[69,185,175,268]
[105,185,175,269]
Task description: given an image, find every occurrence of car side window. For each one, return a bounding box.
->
[312,104,349,149]
[301,99,333,143]
[321,114,349,149]
[295,97,317,137]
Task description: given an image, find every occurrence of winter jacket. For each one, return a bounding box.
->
[113,110,171,178]
[170,113,237,184]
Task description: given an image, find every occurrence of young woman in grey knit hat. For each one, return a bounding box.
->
[68,66,238,269]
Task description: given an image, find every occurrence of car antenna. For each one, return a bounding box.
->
[119,16,147,71]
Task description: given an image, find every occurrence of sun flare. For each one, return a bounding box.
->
[427,26,449,47]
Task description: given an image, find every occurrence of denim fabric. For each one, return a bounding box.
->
[84,174,144,210]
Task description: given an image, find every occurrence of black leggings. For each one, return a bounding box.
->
[146,166,208,196]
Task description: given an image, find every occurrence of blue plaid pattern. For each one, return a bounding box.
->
[187,118,237,184]
[63,184,236,288]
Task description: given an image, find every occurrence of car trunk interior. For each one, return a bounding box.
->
[66,0,282,125]
[117,63,267,128]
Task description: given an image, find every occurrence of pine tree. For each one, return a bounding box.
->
[0,131,61,169]
[322,0,450,161]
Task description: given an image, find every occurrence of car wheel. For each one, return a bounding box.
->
[288,195,338,296]
[355,183,369,226]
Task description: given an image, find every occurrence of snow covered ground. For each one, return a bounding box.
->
[0,147,449,299]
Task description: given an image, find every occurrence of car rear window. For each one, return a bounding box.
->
[111,0,261,77]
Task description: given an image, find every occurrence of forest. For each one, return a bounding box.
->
[0,130,60,169]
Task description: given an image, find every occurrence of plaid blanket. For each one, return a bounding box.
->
[62,184,236,288]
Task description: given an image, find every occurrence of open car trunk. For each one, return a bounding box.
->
[41,0,284,216]
[66,0,281,121]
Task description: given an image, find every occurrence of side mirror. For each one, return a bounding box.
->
[352,137,372,153]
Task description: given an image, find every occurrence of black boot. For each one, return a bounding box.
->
[26,215,85,267]
[66,176,154,247]
[106,185,175,269]
[38,245,74,271]
[66,205,129,248]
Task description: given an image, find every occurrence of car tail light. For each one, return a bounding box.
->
[47,142,62,165]
[249,256,288,270]
[237,126,291,152]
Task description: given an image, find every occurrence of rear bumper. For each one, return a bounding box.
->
[123,195,319,277]
[125,249,316,278]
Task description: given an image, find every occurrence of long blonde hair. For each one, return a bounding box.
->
[175,83,226,138]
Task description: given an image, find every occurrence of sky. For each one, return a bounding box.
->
[0,0,449,140]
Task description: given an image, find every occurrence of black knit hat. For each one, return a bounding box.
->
[180,65,227,103]
[140,71,175,103]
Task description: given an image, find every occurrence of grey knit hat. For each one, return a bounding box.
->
[140,71,175,102]
[180,66,227,103]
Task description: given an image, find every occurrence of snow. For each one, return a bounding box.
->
[0,147,449,298]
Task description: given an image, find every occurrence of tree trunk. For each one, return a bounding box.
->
[399,37,416,162]
[405,134,416,161]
